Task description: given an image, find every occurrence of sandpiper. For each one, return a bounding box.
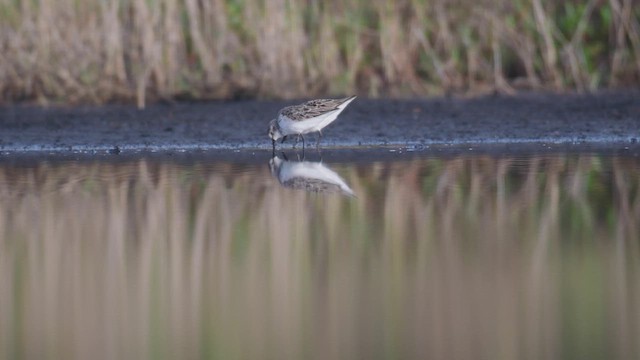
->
[269,154,355,197]
[268,96,357,149]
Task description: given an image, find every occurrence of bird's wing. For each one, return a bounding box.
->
[283,177,345,194]
[280,97,354,121]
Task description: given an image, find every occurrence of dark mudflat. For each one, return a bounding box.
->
[0,91,639,155]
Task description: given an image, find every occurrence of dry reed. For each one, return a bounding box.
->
[0,0,639,107]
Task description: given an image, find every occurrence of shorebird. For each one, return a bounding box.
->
[268,96,357,149]
[269,154,355,197]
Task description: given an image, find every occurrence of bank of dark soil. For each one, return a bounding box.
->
[1,91,638,154]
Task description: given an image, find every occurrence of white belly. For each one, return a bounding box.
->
[278,111,340,135]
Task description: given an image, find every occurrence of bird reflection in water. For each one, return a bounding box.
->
[269,153,355,197]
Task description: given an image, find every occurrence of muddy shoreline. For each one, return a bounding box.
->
[1,91,639,158]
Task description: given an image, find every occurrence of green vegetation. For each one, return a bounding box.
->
[0,0,639,106]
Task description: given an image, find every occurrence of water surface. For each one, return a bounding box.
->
[0,152,639,359]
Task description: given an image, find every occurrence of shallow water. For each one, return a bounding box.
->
[0,152,639,359]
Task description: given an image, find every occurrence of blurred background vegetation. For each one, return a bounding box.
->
[0,0,639,106]
[1,155,639,358]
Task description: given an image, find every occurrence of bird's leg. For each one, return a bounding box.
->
[316,130,323,148]
[272,139,276,154]
[301,134,306,149]
[293,135,300,149]
[281,135,288,144]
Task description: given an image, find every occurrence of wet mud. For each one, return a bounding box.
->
[1,91,639,156]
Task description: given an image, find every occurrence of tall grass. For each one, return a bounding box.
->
[0,155,639,358]
[0,0,639,106]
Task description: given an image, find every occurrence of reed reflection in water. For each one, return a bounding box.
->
[0,154,639,359]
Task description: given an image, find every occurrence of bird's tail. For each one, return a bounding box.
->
[339,95,357,109]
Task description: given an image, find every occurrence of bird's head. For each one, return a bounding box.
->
[269,155,284,176]
[268,119,283,142]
